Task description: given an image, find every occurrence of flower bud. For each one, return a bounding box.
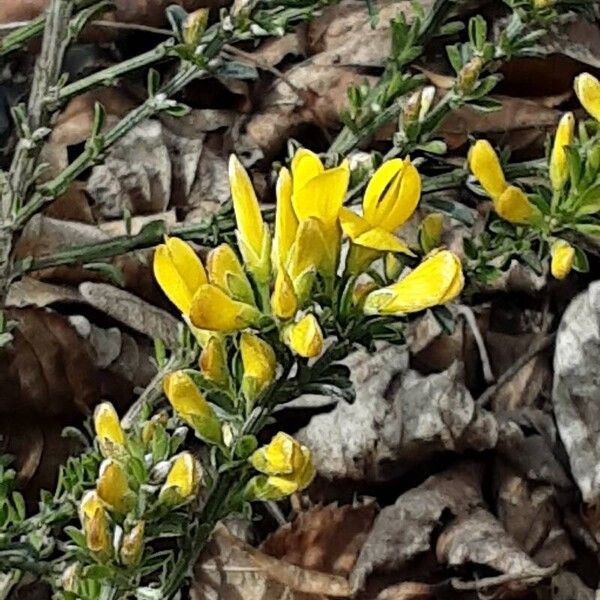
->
[352,281,378,308]
[160,452,202,506]
[574,73,600,121]
[457,56,483,94]
[468,140,506,200]
[93,402,125,457]
[495,186,539,225]
[384,253,404,281]
[120,521,145,566]
[285,314,324,358]
[183,9,209,46]
[549,112,575,191]
[550,240,575,280]
[271,267,298,320]
[241,333,276,406]
[96,459,133,515]
[199,336,230,388]
[207,244,255,305]
[419,213,444,254]
[84,506,111,557]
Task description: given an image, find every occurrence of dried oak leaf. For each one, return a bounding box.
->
[552,281,600,505]
[350,462,484,592]
[297,345,498,482]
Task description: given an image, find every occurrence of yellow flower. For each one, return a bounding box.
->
[84,506,112,556]
[247,432,315,500]
[550,240,575,280]
[272,167,298,271]
[285,314,324,358]
[550,112,575,191]
[271,267,298,320]
[364,250,464,316]
[160,452,201,506]
[207,244,255,305]
[495,185,538,225]
[163,370,222,445]
[291,149,350,276]
[199,336,230,388]
[153,237,207,315]
[229,155,272,284]
[120,521,145,567]
[93,402,125,457]
[419,213,444,254]
[96,459,133,515]
[190,284,261,332]
[80,490,104,524]
[574,72,600,121]
[468,140,507,200]
[240,332,276,405]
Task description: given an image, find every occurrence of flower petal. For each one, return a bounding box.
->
[339,207,371,240]
[354,227,414,255]
[272,167,298,270]
[291,148,324,196]
[494,185,537,224]
[549,112,575,191]
[550,239,575,280]
[468,140,507,200]
[574,72,600,121]
[285,314,324,358]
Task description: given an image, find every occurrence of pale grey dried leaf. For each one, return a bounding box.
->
[436,507,542,575]
[350,462,484,591]
[550,572,595,600]
[552,281,600,504]
[79,282,179,347]
[251,29,307,67]
[7,277,81,308]
[478,259,547,295]
[297,346,498,482]
[543,17,600,68]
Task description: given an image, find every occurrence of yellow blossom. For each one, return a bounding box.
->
[199,336,230,388]
[229,155,272,284]
[160,452,202,506]
[550,112,575,191]
[80,490,104,524]
[495,185,538,225]
[153,237,207,315]
[247,432,315,500]
[271,267,298,319]
[120,521,145,567]
[93,402,125,457]
[190,284,262,332]
[96,459,133,515]
[285,314,324,358]
[363,250,464,316]
[163,370,222,445]
[272,167,298,271]
[419,213,444,254]
[574,73,600,121]
[550,240,575,280]
[84,506,112,556]
[240,333,276,405]
[207,244,255,305]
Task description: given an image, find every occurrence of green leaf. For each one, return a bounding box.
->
[430,305,455,335]
[83,262,125,287]
[65,526,87,549]
[235,435,258,459]
[572,246,589,273]
[216,61,259,80]
[575,223,600,238]
[12,491,25,521]
[446,44,463,73]
[424,197,474,226]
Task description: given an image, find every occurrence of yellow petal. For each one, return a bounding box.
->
[285,314,324,358]
[153,237,207,315]
[207,244,254,304]
[271,267,298,320]
[241,332,276,402]
[287,218,326,300]
[494,185,537,225]
[80,490,104,524]
[550,240,575,280]
[85,506,111,555]
[96,459,132,514]
[419,213,444,254]
[272,167,298,269]
[199,336,230,388]
[363,250,463,315]
[468,140,506,200]
[574,72,600,121]
[164,370,211,419]
[363,158,421,231]
[161,452,201,504]
[265,475,299,496]
[353,227,414,255]
[229,155,264,257]
[250,432,302,475]
[190,283,261,331]
[295,446,316,490]
[339,207,371,240]
[93,402,125,456]
[291,148,324,196]
[549,112,575,191]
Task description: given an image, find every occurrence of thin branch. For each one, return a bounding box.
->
[456,304,495,384]
[450,564,556,591]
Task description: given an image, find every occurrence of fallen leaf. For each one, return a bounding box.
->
[549,572,595,600]
[350,462,484,592]
[375,582,432,600]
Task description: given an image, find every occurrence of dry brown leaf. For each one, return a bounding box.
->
[375,582,432,600]
[350,462,484,592]
[261,502,378,577]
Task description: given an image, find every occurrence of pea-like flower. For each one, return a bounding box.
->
[207,244,255,305]
[574,72,600,121]
[340,158,419,274]
[120,521,145,567]
[199,336,230,389]
[96,459,134,515]
[271,267,298,320]
[240,333,276,406]
[247,432,315,500]
[468,140,539,225]
[163,370,222,445]
[159,452,202,506]
[363,250,463,316]
[153,237,207,316]
[549,112,575,192]
[229,155,272,285]
[93,402,125,457]
[284,314,324,358]
[80,491,111,557]
[550,240,575,280]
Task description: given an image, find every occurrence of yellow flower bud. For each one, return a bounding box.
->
[120,521,145,566]
[457,56,484,94]
[84,506,112,557]
[190,283,262,332]
[272,166,297,271]
[80,490,104,524]
[93,402,125,457]
[153,237,207,315]
[207,244,255,305]
[550,240,575,280]
[229,155,272,284]
[163,370,222,445]
[160,452,201,506]
[495,185,539,225]
[419,213,444,254]
[574,73,600,121]
[182,8,209,46]
[199,336,230,388]
[550,112,575,191]
[241,333,276,406]
[364,250,463,316]
[271,267,298,319]
[96,459,133,515]
[285,314,324,358]
[468,140,507,200]
[352,281,378,308]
